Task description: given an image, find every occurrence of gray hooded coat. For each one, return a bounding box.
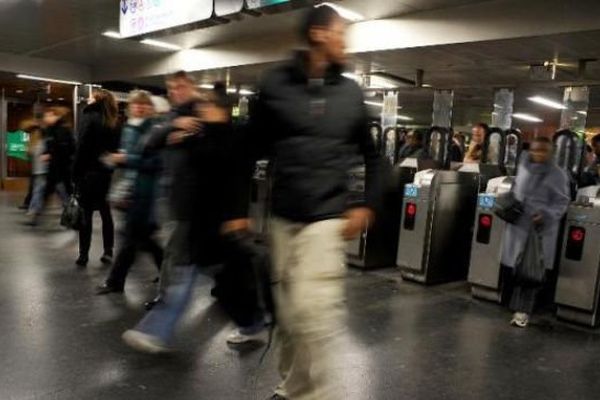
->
[501,153,570,270]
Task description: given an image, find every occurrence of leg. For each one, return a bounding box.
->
[140,234,164,271]
[98,201,114,256]
[510,282,542,315]
[78,207,94,262]
[105,226,138,290]
[28,175,47,215]
[271,218,347,400]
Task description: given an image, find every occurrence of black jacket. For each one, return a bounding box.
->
[44,120,75,181]
[73,103,120,206]
[248,52,382,222]
[145,102,245,264]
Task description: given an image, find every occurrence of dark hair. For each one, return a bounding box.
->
[412,130,425,143]
[299,4,341,44]
[92,89,118,129]
[166,70,196,85]
[474,122,490,135]
[591,134,600,145]
[586,144,593,153]
[532,136,552,145]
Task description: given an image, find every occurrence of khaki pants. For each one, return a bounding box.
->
[270,217,347,400]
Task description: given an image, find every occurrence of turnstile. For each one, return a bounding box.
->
[347,158,436,269]
[555,186,600,327]
[249,160,270,237]
[468,177,514,302]
[397,169,480,284]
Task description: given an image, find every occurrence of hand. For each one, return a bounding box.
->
[40,154,51,162]
[110,153,127,165]
[342,207,374,241]
[532,213,544,226]
[172,117,202,132]
[167,130,193,145]
[221,218,251,235]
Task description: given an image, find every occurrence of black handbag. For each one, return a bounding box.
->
[493,191,524,224]
[61,194,85,231]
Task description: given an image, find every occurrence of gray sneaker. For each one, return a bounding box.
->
[122,330,172,354]
[510,312,530,328]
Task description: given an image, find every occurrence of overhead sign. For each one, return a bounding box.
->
[119,0,213,38]
[246,0,291,9]
[215,0,244,16]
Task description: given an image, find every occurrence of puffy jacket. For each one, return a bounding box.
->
[249,52,382,222]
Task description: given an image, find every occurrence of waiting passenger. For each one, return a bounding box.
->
[72,90,120,267]
[501,137,570,328]
[96,90,164,295]
[449,132,466,163]
[579,144,599,187]
[464,122,489,163]
[397,130,426,159]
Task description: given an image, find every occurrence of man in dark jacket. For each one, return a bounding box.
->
[398,129,427,160]
[226,5,382,399]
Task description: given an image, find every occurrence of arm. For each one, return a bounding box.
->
[538,169,571,224]
[72,115,96,184]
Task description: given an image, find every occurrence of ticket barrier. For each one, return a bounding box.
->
[468,177,514,302]
[555,186,600,327]
[347,158,437,269]
[396,169,480,284]
[249,160,270,237]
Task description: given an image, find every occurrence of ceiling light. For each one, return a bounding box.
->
[422,84,433,88]
[140,39,181,51]
[397,115,413,121]
[513,113,543,123]
[226,88,238,94]
[318,3,364,22]
[15,89,23,94]
[577,110,588,115]
[239,89,255,96]
[58,97,65,101]
[528,96,566,110]
[198,84,213,89]
[102,30,122,39]
[46,98,53,102]
[368,75,397,89]
[17,74,82,86]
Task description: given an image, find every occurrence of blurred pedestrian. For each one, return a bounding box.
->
[122,74,246,353]
[464,123,489,163]
[72,89,120,267]
[233,5,382,399]
[501,137,570,328]
[398,130,427,159]
[96,90,163,295]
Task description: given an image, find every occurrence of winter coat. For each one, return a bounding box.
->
[501,154,570,270]
[119,118,162,227]
[44,120,75,182]
[248,51,382,222]
[72,102,120,209]
[398,144,427,160]
[145,103,245,265]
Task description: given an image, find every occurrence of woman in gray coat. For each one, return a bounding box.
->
[501,137,570,328]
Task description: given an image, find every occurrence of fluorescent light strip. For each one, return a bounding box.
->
[140,39,181,51]
[318,2,365,22]
[17,74,82,86]
[239,89,255,96]
[365,101,402,109]
[577,110,588,116]
[528,96,566,110]
[397,115,413,121]
[102,30,122,39]
[226,88,238,94]
[198,84,214,89]
[513,113,543,123]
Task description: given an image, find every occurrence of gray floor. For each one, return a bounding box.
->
[2,192,600,400]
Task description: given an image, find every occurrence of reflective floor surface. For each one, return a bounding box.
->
[1,192,600,400]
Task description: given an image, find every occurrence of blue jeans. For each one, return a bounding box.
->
[134,265,213,344]
[28,175,47,214]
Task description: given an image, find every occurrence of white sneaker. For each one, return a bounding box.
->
[122,330,171,354]
[226,327,266,345]
[510,312,530,328]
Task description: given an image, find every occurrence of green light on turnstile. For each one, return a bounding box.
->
[247,0,290,7]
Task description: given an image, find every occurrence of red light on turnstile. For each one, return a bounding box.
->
[480,215,492,228]
[571,228,585,242]
[404,202,417,230]
[407,203,417,217]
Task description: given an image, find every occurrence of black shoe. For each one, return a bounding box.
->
[95,283,124,295]
[18,204,29,210]
[100,253,113,265]
[144,295,162,310]
[75,256,88,267]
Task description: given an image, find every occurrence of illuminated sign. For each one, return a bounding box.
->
[478,194,496,209]
[119,0,213,38]
[246,0,291,9]
[404,184,419,198]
